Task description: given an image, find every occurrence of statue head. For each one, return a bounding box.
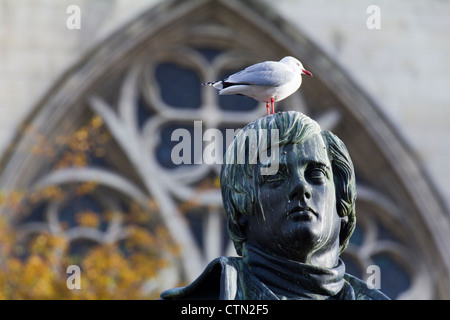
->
[220,111,356,261]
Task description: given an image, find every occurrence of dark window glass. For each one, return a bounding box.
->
[155,63,201,109]
[59,195,107,231]
[195,47,223,63]
[137,93,155,131]
[349,223,364,246]
[341,254,363,279]
[157,123,201,169]
[372,253,411,299]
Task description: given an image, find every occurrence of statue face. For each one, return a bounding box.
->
[246,133,341,263]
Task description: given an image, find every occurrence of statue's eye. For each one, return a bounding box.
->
[310,168,325,179]
[260,164,288,186]
[307,164,329,183]
[265,172,285,183]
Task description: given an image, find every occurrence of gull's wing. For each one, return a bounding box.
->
[225,61,295,87]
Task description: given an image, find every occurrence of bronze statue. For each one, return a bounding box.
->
[161,111,389,300]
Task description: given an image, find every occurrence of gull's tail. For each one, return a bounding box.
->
[201,81,223,90]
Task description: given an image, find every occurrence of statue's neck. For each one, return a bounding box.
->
[242,244,346,299]
[302,239,341,268]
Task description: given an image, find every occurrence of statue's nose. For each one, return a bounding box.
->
[288,173,312,202]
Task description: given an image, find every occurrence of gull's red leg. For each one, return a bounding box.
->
[271,97,275,114]
[266,102,270,115]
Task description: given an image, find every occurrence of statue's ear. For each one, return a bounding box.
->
[227,213,248,256]
[340,215,348,233]
[238,214,249,229]
[339,215,351,252]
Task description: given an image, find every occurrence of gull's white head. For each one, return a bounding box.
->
[280,56,313,77]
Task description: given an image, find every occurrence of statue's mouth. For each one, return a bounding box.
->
[287,206,317,220]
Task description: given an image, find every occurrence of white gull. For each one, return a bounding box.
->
[203,56,312,115]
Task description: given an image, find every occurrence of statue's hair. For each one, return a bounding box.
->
[220,111,356,256]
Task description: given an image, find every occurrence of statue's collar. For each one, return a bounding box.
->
[242,245,349,300]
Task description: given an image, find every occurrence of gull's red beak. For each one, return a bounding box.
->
[302,69,313,77]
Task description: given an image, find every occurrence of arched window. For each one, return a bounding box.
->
[1,0,449,299]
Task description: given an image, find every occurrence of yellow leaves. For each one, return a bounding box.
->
[0,229,70,299]
[0,217,15,257]
[75,211,100,228]
[82,245,133,296]
[126,226,156,249]
[90,116,103,129]
[51,115,109,170]
[41,186,64,202]
[214,176,221,188]
[75,128,89,142]
[28,186,65,204]
[76,240,173,299]
[148,198,159,213]
[20,125,57,158]
[21,256,56,298]
[156,227,181,257]
[196,174,220,191]
[0,115,181,299]
[54,151,88,169]
[0,207,178,299]
[0,190,25,212]
[26,181,99,209]
[30,234,51,255]
[29,234,68,262]
[76,181,98,196]
[126,200,154,224]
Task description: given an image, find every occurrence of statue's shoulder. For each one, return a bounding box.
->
[344,273,390,300]
[160,256,241,300]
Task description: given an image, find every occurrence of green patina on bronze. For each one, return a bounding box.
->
[161,111,389,300]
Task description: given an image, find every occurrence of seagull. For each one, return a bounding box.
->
[202,56,312,115]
